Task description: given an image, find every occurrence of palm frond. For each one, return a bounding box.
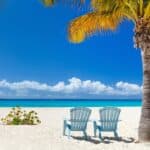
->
[42,0,85,7]
[91,0,138,21]
[68,11,122,43]
[139,0,144,16]
[42,0,150,43]
[42,0,55,6]
[144,1,150,19]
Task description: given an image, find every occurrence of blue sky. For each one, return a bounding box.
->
[0,0,142,98]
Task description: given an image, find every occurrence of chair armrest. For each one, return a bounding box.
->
[93,120,101,125]
[63,119,71,125]
[99,120,121,122]
[64,118,70,122]
[93,120,101,127]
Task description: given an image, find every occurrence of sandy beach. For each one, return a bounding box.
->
[0,107,149,150]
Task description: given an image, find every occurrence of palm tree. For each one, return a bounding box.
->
[43,0,150,142]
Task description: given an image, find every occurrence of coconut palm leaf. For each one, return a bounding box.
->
[42,0,55,6]
[68,11,123,43]
[42,0,85,6]
[144,1,150,18]
[68,0,150,43]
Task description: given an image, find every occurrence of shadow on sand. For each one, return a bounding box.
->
[71,136,136,144]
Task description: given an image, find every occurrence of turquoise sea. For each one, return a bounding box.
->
[0,99,142,107]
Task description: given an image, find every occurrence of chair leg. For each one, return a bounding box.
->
[83,131,87,139]
[63,127,66,136]
[114,131,119,139]
[63,120,66,136]
[93,121,97,137]
[99,132,102,141]
[67,128,71,139]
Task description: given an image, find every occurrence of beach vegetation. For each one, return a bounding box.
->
[1,107,41,125]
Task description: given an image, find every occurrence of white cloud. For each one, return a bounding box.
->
[115,81,142,95]
[50,81,65,92]
[0,80,51,91]
[0,77,142,98]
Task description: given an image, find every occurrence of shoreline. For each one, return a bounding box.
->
[0,99,142,107]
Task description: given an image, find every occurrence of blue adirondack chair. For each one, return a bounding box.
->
[63,107,91,139]
[93,107,121,140]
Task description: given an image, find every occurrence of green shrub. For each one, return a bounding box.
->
[1,107,41,125]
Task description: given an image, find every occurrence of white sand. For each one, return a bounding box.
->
[0,107,149,150]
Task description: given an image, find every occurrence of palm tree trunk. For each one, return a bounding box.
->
[138,51,150,142]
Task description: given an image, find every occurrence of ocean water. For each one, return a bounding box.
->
[0,99,142,107]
